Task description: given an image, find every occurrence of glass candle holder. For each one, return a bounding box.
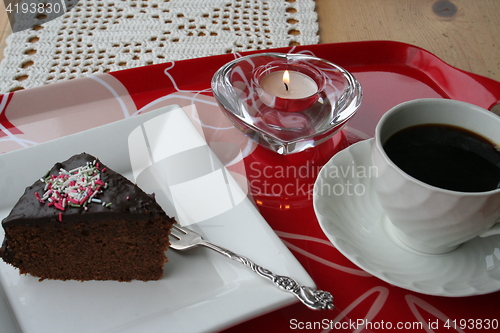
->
[211,53,362,155]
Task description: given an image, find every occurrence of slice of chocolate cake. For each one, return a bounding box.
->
[1,153,175,282]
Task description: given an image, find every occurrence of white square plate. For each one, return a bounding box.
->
[0,105,315,333]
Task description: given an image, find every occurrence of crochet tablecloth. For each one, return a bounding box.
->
[0,0,319,94]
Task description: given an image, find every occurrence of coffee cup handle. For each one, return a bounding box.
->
[479,218,500,238]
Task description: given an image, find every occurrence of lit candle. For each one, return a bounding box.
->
[260,70,318,99]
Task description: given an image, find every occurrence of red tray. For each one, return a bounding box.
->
[1,41,499,332]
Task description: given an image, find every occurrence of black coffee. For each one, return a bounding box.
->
[383,124,500,192]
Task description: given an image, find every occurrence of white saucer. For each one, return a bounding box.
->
[313,139,500,297]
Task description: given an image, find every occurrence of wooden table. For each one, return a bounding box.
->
[315,0,500,82]
[1,0,499,83]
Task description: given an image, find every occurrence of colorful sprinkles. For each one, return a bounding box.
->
[35,159,111,220]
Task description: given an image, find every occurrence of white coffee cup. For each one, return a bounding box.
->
[372,98,500,254]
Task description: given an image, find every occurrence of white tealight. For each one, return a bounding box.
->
[260,70,318,99]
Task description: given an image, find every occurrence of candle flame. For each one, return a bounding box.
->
[283,70,290,85]
[283,70,290,91]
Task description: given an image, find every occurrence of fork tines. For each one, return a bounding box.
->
[170,224,185,240]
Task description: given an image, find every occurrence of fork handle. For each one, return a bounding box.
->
[200,240,334,310]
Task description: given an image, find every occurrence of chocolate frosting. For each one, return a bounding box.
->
[1,153,168,227]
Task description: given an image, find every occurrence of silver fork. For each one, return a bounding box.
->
[169,224,334,310]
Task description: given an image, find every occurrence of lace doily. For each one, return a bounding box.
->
[0,0,319,94]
